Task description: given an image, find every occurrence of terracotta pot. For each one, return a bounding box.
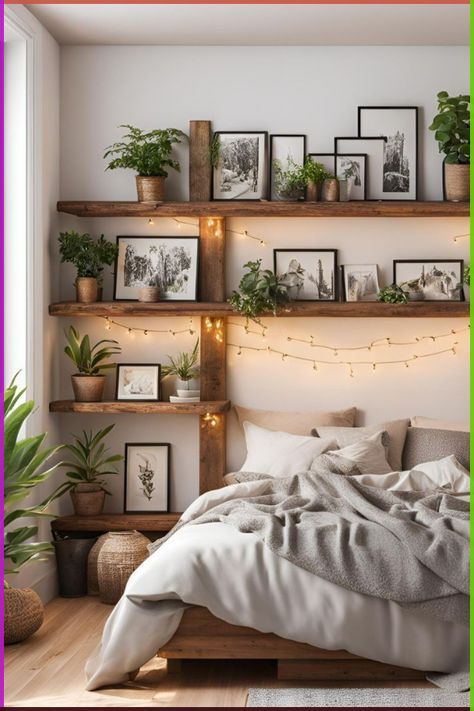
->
[136,176,165,203]
[321,178,339,202]
[138,286,160,302]
[444,163,469,202]
[4,587,44,644]
[305,181,319,202]
[71,484,106,516]
[71,374,105,402]
[76,277,98,303]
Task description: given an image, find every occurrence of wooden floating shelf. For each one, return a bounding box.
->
[49,400,231,414]
[57,200,469,218]
[49,301,469,318]
[51,513,181,533]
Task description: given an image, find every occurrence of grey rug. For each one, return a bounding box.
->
[246,687,469,707]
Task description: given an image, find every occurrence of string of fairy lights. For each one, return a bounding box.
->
[146,216,267,246]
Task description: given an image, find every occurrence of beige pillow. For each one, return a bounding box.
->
[411,416,469,433]
[312,419,410,471]
[234,405,357,436]
[327,432,392,475]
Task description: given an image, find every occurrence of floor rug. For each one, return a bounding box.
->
[246,687,469,707]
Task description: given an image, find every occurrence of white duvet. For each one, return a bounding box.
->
[85,471,469,690]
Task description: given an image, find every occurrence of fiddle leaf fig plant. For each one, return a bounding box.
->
[429,91,470,164]
[377,284,408,304]
[229,260,289,320]
[104,125,187,177]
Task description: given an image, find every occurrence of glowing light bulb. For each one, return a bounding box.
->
[237,347,242,356]
[148,218,154,225]
[105,319,112,331]
[144,330,148,336]
[372,363,376,371]
[312,362,318,372]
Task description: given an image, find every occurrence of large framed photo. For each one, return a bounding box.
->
[342,264,380,302]
[307,153,335,177]
[335,137,386,201]
[212,131,268,200]
[116,364,161,402]
[270,134,306,201]
[124,443,170,513]
[335,154,367,200]
[393,260,464,301]
[274,249,337,301]
[358,106,418,200]
[114,236,199,301]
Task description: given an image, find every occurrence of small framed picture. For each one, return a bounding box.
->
[124,443,170,514]
[116,364,161,402]
[212,131,268,200]
[342,264,380,302]
[274,249,337,301]
[358,106,418,200]
[114,236,199,301]
[307,153,335,177]
[335,137,386,201]
[335,154,367,200]
[393,260,464,302]
[270,134,306,201]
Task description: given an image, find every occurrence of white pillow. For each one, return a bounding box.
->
[240,421,338,478]
[321,431,392,475]
[352,455,470,494]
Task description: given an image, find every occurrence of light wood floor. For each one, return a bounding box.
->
[5,597,431,707]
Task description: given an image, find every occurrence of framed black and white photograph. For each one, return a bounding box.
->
[124,443,170,514]
[358,106,418,200]
[393,260,464,301]
[335,154,367,200]
[270,134,306,200]
[114,236,199,301]
[335,137,386,201]
[116,364,161,402]
[342,264,380,302]
[307,153,335,177]
[212,131,268,200]
[274,249,337,301]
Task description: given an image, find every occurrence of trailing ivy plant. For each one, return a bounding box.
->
[229,260,289,320]
[59,231,118,282]
[377,284,408,304]
[429,91,470,164]
[104,125,187,177]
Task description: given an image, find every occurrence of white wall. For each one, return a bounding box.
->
[57,45,469,506]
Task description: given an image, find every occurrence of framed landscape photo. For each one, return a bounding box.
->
[393,260,464,301]
[307,153,335,177]
[269,134,306,200]
[358,106,418,200]
[335,137,386,201]
[124,443,170,514]
[335,154,367,200]
[114,236,199,301]
[274,249,337,301]
[342,264,380,302]
[212,131,268,200]
[116,364,161,402]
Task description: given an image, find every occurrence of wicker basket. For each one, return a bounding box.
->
[97,531,149,604]
[4,587,44,644]
[87,533,110,595]
[444,163,469,202]
[136,176,165,203]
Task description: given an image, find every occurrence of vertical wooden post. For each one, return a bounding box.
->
[189,120,212,201]
[199,217,225,302]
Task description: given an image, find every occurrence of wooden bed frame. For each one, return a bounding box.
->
[157,607,424,681]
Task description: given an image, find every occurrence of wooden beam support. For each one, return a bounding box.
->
[189,120,212,201]
[198,217,226,302]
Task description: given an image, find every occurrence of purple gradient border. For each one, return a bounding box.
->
[1,1,6,707]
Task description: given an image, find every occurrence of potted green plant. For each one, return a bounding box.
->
[64,326,121,402]
[104,124,187,203]
[272,158,306,201]
[377,284,408,304]
[429,91,470,201]
[61,425,123,516]
[229,259,289,321]
[4,375,67,643]
[162,339,200,398]
[59,231,118,303]
[301,158,330,202]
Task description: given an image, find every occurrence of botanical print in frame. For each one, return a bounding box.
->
[342,264,380,302]
[270,134,306,200]
[114,236,198,301]
[393,260,464,301]
[124,443,170,513]
[212,131,268,200]
[274,249,337,301]
[358,106,418,200]
[116,364,161,402]
[335,137,386,201]
[307,153,335,177]
[335,154,367,200]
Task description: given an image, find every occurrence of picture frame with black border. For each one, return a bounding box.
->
[335,153,368,200]
[342,264,380,302]
[357,106,419,200]
[115,363,161,402]
[124,443,170,514]
[393,259,464,302]
[113,235,199,302]
[269,134,307,201]
[274,248,338,302]
[211,131,268,201]
[334,137,387,201]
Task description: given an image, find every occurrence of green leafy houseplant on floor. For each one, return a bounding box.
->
[229,260,289,321]
[377,284,408,304]
[429,91,470,201]
[162,339,200,394]
[58,231,118,303]
[104,124,187,203]
[64,325,121,403]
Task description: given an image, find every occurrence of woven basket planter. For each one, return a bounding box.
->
[136,176,165,203]
[444,163,469,202]
[87,533,110,595]
[97,531,149,605]
[4,587,44,644]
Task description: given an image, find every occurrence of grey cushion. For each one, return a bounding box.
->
[402,427,470,471]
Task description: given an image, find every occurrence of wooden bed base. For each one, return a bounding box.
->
[156,607,424,681]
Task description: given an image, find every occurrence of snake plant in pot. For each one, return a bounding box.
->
[64,326,121,402]
[429,91,470,201]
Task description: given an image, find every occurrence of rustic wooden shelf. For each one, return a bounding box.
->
[49,301,469,318]
[49,400,231,414]
[51,513,181,533]
[57,200,469,218]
